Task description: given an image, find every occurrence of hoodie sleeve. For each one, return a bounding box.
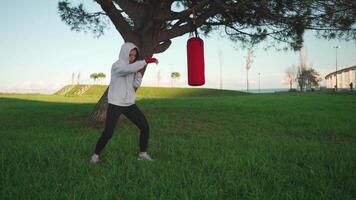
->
[133,72,143,88]
[112,60,147,77]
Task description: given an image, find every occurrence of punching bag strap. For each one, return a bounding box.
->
[193,21,198,38]
[190,1,199,38]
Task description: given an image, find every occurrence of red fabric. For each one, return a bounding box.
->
[145,58,158,64]
[187,37,205,86]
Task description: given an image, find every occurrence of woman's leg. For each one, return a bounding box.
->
[94,104,123,155]
[123,104,149,152]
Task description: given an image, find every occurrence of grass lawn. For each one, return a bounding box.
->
[1,88,355,199]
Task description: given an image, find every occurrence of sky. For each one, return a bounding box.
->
[1,0,355,94]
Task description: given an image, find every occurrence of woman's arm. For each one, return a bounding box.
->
[112,60,147,77]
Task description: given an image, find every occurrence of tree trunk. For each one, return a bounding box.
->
[90,87,109,122]
[299,79,304,92]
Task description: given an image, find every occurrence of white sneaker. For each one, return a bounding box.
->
[90,154,100,164]
[137,152,154,161]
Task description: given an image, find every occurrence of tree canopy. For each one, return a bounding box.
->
[58,0,356,52]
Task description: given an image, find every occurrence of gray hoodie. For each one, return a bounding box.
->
[108,42,147,106]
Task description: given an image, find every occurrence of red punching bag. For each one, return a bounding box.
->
[187,37,205,86]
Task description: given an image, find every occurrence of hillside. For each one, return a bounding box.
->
[54,84,246,98]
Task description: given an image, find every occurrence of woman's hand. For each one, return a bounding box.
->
[145,58,159,64]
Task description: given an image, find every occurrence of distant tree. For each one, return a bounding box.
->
[72,72,75,85]
[90,73,99,84]
[97,72,106,84]
[285,65,297,90]
[218,48,223,89]
[171,72,181,87]
[297,67,322,91]
[157,70,161,87]
[305,67,322,90]
[245,48,254,92]
[296,48,307,91]
[90,72,106,84]
[77,72,81,85]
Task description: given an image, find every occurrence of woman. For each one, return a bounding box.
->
[90,42,158,164]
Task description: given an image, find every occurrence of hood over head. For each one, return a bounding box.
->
[118,42,140,64]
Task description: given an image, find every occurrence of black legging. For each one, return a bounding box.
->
[94,103,149,154]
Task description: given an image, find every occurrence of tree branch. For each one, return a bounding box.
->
[113,0,145,27]
[154,40,172,54]
[159,9,218,41]
[58,1,111,37]
[171,18,188,29]
[155,0,210,22]
[95,0,138,42]
[113,0,146,32]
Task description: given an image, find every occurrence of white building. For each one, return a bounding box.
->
[325,65,356,89]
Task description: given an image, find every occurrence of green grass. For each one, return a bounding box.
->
[0,88,355,199]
